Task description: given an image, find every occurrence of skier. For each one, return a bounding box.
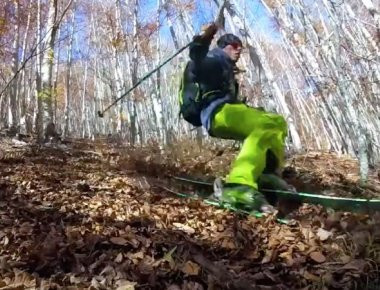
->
[179,23,295,213]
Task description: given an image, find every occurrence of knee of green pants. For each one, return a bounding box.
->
[211,104,248,140]
[210,104,288,187]
[226,131,268,189]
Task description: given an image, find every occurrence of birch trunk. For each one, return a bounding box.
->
[129,0,139,145]
[155,0,167,144]
[35,0,44,141]
[39,0,59,131]
[53,26,61,123]
[114,0,125,135]
[19,0,32,134]
[81,58,89,138]
[10,0,20,129]
[63,1,76,137]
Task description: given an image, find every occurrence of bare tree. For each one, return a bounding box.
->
[63,0,76,137]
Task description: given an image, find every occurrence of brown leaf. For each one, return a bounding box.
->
[0,257,11,271]
[261,249,274,264]
[221,238,236,249]
[182,281,204,290]
[309,251,326,263]
[339,255,351,264]
[9,269,37,288]
[303,270,320,282]
[115,279,136,290]
[317,228,332,241]
[279,251,294,266]
[2,236,9,246]
[167,285,181,290]
[115,253,123,263]
[341,259,367,272]
[296,242,306,252]
[173,223,195,234]
[110,237,128,246]
[181,261,200,276]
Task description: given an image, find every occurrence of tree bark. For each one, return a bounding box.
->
[64,0,76,137]
[10,0,20,128]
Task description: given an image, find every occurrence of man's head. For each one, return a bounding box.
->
[217,34,243,62]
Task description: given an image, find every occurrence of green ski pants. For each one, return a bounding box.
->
[210,103,288,190]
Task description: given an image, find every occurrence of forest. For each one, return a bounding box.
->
[0,0,379,289]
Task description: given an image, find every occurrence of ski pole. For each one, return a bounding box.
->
[97,42,191,118]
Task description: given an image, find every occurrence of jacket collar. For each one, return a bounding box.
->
[209,47,234,65]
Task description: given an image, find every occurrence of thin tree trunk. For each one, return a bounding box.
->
[53,26,61,123]
[19,0,32,134]
[10,0,20,129]
[63,1,76,137]
[35,0,44,141]
[129,0,139,145]
[81,59,89,138]
[156,0,167,143]
[40,0,59,130]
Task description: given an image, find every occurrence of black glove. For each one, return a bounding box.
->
[193,23,218,46]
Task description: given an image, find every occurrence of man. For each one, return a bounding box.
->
[180,23,292,213]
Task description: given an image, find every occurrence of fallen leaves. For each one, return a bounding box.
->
[317,228,333,241]
[262,249,275,264]
[115,279,136,290]
[309,251,327,263]
[341,259,368,272]
[181,261,200,276]
[172,223,196,234]
[0,142,378,289]
[110,237,128,246]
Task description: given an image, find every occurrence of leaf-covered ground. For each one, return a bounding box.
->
[0,138,379,289]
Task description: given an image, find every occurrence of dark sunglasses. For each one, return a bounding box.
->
[229,42,243,50]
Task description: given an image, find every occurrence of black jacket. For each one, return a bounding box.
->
[184,41,239,106]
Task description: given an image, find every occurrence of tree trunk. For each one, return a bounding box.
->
[40,0,59,131]
[10,0,20,128]
[63,1,76,137]
[35,0,44,141]
[129,0,139,145]
[19,0,32,134]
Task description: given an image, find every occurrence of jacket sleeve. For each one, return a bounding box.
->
[189,41,210,63]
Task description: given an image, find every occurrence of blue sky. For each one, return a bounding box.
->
[137,0,276,41]
[62,0,278,62]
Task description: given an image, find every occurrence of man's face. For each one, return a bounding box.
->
[223,42,242,62]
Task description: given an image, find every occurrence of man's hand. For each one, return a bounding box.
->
[193,22,218,45]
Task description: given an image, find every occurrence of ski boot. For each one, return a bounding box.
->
[213,177,275,214]
[258,173,301,217]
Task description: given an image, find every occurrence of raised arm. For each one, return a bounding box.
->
[189,23,218,63]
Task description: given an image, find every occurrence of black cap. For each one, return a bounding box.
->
[216,33,242,48]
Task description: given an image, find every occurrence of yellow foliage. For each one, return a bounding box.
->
[111,32,125,50]
[292,33,306,46]
[55,83,65,107]
[119,112,128,122]
[37,89,51,101]
[47,49,55,63]
[0,17,7,36]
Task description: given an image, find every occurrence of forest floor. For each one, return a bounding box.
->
[0,137,379,289]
